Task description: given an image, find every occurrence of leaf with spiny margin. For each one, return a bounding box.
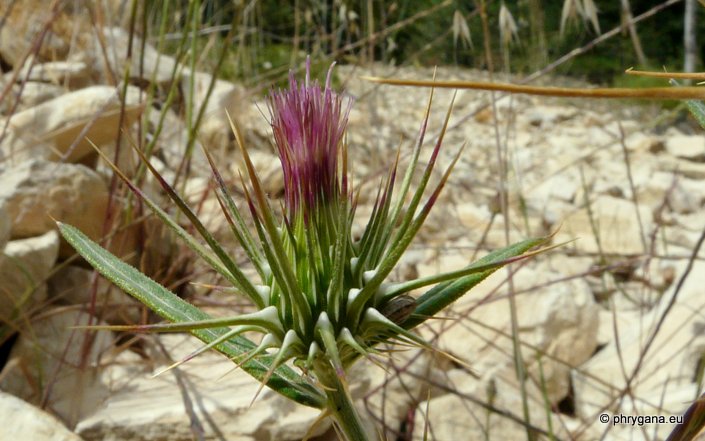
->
[685,99,705,131]
[58,222,326,409]
[378,240,565,302]
[327,193,351,322]
[368,158,399,267]
[668,79,705,131]
[354,184,384,276]
[404,235,549,330]
[241,182,295,328]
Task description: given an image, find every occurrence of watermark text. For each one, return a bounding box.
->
[599,413,683,426]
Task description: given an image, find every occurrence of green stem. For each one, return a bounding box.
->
[312,359,369,441]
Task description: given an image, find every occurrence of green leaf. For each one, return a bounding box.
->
[669,79,705,131]
[404,236,549,330]
[58,222,326,409]
[685,100,705,131]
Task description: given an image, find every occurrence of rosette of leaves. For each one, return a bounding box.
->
[59,61,548,440]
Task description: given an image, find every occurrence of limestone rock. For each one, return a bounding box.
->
[13,60,90,87]
[624,132,664,153]
[0,309,118,427]
[143,109,189,171]
[425,260,599,405]
[0,391,83,441]
[353,349,444,440]
[659,155,705,180]
[0,160,108,245]
[75,334,330,441]
[1,81,66,113]
[1,85,143,163]
[530,171,579,204]
[556,195,651,255]
[0,1,131,68]
[0,2,78,66]
[573,260,705,440]
[596,308,640,347]
[48,265,94,305]
[525,105,577,128]
[635,171,703,214]
[455,201,493,230]
[0,230,59,322]
[47,265,142,325]
[231,149,285,198]
[412,367,582,440]
[665,134,705,162]
[183,70,242,151]
[98,27,178,85]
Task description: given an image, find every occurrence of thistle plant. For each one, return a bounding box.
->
[59,60,548,440]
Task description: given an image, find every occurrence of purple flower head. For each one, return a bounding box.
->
[267,59,352,221]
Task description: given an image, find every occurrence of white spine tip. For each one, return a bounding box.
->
[347,288,360,308]
[350,257,359,272]
[375,283,393,300]
[255,285,271,305]
[260,306,284,332]
[259,333,281,349]
[316,311,332,327]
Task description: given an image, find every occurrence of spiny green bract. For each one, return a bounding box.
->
[218,59,460,383]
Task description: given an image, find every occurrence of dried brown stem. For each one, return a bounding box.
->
[362,76,705,100]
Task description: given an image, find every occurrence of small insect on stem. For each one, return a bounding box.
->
[379,295,417,325]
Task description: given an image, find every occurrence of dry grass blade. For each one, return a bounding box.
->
[626,67,705,81]
[362,76,705,100]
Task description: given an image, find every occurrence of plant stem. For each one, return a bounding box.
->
[313,359,369,441]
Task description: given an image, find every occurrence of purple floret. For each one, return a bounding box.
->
[267,59,352,221]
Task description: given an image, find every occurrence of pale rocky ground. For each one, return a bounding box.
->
[2,3,705,441]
